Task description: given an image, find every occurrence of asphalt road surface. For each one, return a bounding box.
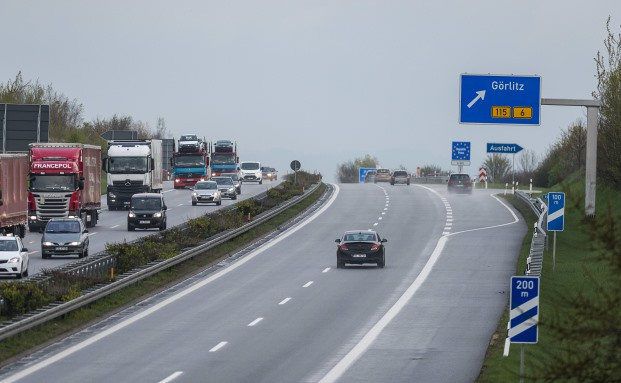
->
[8,180,275,277]
[0,183,526,383]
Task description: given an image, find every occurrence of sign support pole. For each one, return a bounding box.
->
[519,345,525,383]
[512,153,516,186]
[552,232,557,272]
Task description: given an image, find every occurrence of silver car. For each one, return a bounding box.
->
[191,181,222,205]
[220,172,242,194]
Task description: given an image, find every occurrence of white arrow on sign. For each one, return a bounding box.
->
[467,90,486,108]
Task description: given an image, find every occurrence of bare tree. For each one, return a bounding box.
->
[483,154,511,182]
[519,149,539,174]
[153,117,170,139]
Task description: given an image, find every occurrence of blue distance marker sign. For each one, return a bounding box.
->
[487,143,524,154]
[547,192,565,231]
[451,141,471,165]
[460,74,541,125]
[509,276,540,344]
[358,167,376,183]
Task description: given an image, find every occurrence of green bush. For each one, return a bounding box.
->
[0,282,52,317]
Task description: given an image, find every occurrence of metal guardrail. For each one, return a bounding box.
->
[0,183,328,341]
[514,190,547,276]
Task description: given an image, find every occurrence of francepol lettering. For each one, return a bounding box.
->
[491,81,525,91]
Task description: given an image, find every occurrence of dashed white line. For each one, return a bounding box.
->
[278,297,292,305]
[158,371,184,383]
[28,251,39,255]
[247,317,264,327]
[87,233,97,237]
[378,217,382,220]
[110,224,119,229]
[322,267,331,273]
[447,218,453,222]
[177,203,184,206]
[381,212,386,215]
[209,341,228,352]
[28,241,34,244]
[383,207,388,211]
[373,223,378,226]
[303,281,314,288]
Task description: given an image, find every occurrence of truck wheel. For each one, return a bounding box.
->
[42,253,50,259]
[192,201,197,206]
[18,225,26,238]
[231,194,237,200]
[217,200,222,206]
[127,224,135,231]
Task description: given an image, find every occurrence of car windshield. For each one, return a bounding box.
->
[450,174,470,181]
[46,220,81,233]
[180,135,198,141]
[131,197,162,210]
[377,169,389,174]
[393,171,407,176]
[195,182,217,190]
[212,177,233,185]
[221,173,239,181]
[174,155,205,167]
[241,162,260,170]
[108,157,148,174]
[211,153,236,164]
[0,239,19,251]
[29,174,75,192]
[343,233,377,242]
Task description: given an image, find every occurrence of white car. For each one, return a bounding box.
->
[191,181,222,206]
[0,235,29,279]
[240,161,262,184]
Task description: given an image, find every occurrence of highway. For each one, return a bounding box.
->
[0,183,525,383]
[14,181,276,277]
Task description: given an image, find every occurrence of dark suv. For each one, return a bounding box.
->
[127,193,168,231]
[41,218,89,259]
[447,173,473,193]
[390,170,410,185]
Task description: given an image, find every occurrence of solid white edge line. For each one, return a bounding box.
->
[209,341,228,352]
[322,267,331,273]
[247,317,264,327]
[110,224,119,229]
[158,371,184,383]
[318,187,520,383]
[303,281,314,288]
[2,184,340,383]
[278,297,292,305]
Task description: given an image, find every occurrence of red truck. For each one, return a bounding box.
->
[0,154,29,237]
[28,143,102,231]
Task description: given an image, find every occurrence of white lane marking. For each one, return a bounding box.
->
[446,194,519,238]
[158,371,183,383]
[2,185,341,382]
[209,341,228,352]
[177,203,184,207]
[28,251,39,255]
[303,281,314,288]
[247,317,264,327]
[378,217,382,220]
[318,188,521,383]
[88,233,97,237]
[381,212,385,215]
[278,297,292,305]
[28,241,34,244]
[383,207,387,211]
[442,231,450,235]
[322,267,331,273]
[373,223,378,226]
[110,224,119,229]
[447,218,453,222]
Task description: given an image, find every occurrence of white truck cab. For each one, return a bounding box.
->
[239,161,262,184]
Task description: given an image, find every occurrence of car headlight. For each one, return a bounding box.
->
[153,212,162,218]
[108,192,116,198]
[42,241,54,246]
[128,211,136,218]
[69,242,81,246]
[8,257,21,263]
[228,187,235,192]
[192,192,198,197]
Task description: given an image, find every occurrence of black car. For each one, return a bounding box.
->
[447,173,473,193]
[211,176,238,199]
[127,193,168,231]
[335,230,387,268]
[41,218,90,259]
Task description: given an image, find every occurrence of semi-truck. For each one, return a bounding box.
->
[28,143,102,231]
[0,154,29,237]
[210,140,239,176]
[103,140,163,210]
[172,138,210,189]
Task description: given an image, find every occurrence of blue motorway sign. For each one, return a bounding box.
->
[547,192,565,231]
[509,276,540,344]
[487,143,524,154]
[358,167,376,183]
[460,74,541,125]
[451,141,471,165]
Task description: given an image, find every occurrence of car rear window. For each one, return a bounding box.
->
[343,233,377,242]
[450,174,470,181]
[377,169,389,174]
[393,171,407,176]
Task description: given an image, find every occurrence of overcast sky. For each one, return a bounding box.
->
[2,1,619,181]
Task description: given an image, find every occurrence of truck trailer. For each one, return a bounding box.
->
[172,138,210,189]
[103,140,163,210]
[0,154,29,237]
[210,140,239,176]
[28,143,102,231]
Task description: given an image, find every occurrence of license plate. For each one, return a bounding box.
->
[139,220,150,224]
[187,178,194,181]
[352,254,366,258]
[55,247,68,251]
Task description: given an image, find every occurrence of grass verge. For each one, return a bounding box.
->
[0,183,326,366]
[477,182,620,382]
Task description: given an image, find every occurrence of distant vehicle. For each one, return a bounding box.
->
[374,168,391,183]
[127,193,167,231]
[221,172,242,194]
[261,167,278,181]
[172,137,210,189]
[0,235,29,278]
[0,154,28,238]
[391,170,410,185]
[211,176,238,200]
[335,230,387,268]
[210,140,239,176]
[447,173,473,193]
[41,217,89,259]
[364,170,376,183]
[240,161,262,184]
[191,181,222,206]
[178,134,205,154]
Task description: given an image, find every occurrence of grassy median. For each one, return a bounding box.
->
[0,183,326,366]
[478,181,620,382]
